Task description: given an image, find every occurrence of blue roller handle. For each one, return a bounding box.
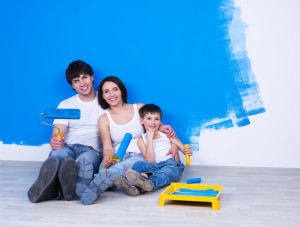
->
[186,178,201,184]
[114,133,132,161]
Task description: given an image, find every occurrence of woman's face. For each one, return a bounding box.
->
[102,81,122,106]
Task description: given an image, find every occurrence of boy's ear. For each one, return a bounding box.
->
[140,118,144,125]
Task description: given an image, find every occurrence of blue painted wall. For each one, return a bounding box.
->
[0,0,264,149]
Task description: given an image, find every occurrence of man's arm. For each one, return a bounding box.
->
[50,124,68,150]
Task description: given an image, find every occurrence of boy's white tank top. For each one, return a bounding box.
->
[106,104,144,154]
[142,131,172,163]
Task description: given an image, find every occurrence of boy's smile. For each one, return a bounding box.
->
[140,112,161,132]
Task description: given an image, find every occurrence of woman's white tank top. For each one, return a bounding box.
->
[106,104,144,153]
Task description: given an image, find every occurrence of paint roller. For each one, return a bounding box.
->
[184,144,201,184]
[40,109,81,138]
[104,133,132,169]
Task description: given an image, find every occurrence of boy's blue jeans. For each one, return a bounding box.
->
[132,158,184,192]
[49,144,102,173]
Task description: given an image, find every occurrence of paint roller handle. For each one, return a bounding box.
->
[57,130,62,139]
[184,144,191,165]
[52,125,62,139]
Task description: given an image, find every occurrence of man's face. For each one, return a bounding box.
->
[71,74,94,97]
[140,112,161,132]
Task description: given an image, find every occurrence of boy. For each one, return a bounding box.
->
[114,104,193,196]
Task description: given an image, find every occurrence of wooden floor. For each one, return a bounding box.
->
[0,161,300,227]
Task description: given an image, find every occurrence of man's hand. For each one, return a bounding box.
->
[50,136,64,150]
[159,125,176,138]
[166,146,180,162]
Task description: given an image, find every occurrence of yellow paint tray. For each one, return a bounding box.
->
[159,183,223,210]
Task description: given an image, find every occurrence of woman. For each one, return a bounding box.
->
[80,76,178,205]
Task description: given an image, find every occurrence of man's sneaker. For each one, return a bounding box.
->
[28,156,60,203]
[114,175,140,196]
[58,156,78,201]
[125,169,154,192]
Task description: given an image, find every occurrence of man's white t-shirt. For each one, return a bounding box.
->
[53,93,106,152]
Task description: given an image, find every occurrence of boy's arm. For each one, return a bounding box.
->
[50,124,68,150]
[137,136,156,163]
[170,137,193,156]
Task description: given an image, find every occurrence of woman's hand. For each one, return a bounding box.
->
[166,145,180,162]
[102,155,114,168]
[159,125,176,138]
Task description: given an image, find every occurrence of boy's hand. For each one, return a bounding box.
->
[183,145,193,156]
[146,130,155,139]
[159,125,176,138]
[50,136,64,150]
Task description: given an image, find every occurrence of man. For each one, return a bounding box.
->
[28,60,105,202]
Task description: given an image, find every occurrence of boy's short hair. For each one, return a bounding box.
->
[139,104,163,118]
[66,60,94,85]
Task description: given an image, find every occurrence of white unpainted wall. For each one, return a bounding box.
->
[1,0,299,168]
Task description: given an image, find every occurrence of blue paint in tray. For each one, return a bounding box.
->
[172,189,219,197]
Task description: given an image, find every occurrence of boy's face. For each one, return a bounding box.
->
[71,74,94,98]
[140,112,161,132]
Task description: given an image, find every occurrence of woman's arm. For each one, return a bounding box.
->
[136,103,144,110]
[98,114,115,168]
[159,124,176,138]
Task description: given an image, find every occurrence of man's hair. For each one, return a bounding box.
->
[98,76,128,109]
[66,60,94,85]
[139,104,163,118]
